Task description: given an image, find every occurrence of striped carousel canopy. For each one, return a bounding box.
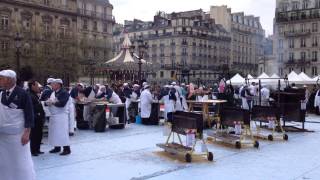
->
[105,34,149,65]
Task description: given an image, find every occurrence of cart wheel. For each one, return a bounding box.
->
[268,135,274,141]
[207,152,214,161]
[235,141,241,149]
[283,134,289,141]
[185,153,192,163]
[254,141,259,148]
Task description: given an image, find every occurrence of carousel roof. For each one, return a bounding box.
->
[105,34,149,66]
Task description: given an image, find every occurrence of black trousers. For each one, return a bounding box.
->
[30,118,44,153]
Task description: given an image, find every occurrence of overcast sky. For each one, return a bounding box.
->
[110,0,275,36]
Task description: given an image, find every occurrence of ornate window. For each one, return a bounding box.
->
[59,18,70,38]
[42,15,53,37]
[21,11,33,32]
[0,15,9,30]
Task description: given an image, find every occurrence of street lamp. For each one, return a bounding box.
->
[88,59,95,85]
[14,33,30,85]
[129,36,148,85]
[14,33,23,77]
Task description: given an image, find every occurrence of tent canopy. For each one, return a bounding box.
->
[270,74,280,78]
[227,73,245,85]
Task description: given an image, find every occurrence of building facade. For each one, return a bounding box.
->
[113,10,231,84]
[0,0,114,84]
[210,6,265,76]
[275,0,320,77]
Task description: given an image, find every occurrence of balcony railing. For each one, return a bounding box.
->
[285,59,311,66]
[77,9,115,21]
[276,10,320,23]
[283,29,311,37]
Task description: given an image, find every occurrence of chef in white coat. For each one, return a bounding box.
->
[140,84,154,125]
[171,82,183,111]
[46,79,71,156]
[158,85,170,121]
[0,69,36,180]
[260,84,270,106]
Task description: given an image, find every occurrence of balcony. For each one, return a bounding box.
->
[285,59,311,66]
[276,10,320,23]
[283,29,311,37]
[77,9,115,22]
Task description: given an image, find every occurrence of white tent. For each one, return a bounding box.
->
[227,73,245,85]
[288,71,304,84]
[257,72,270,79]
[268,73,285,85]
[270,74,280,78]
[248,72,270,84]
[298,72,314,84]
[247,74,254,79]
[312,76,319,82]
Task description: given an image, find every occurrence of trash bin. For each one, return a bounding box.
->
[76,103,89,130]
[92,104,107,132]
[108,104,127,129]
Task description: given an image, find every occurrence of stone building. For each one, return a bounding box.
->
[0,0,114,84]
[274,0,320,77]
[113,10,231,85]
[210,6,265,76]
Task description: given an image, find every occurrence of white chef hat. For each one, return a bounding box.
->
[144,84,150,89]
[52,78,63,84]
[0,70,17,79]
[77,83,84,88]
[123,83,129,86]
[171,82,176,85]
[133,84,140,88]
[142,82,147,86]
[47,78,55,84]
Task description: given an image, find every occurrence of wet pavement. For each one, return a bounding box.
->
[34,115,320,180]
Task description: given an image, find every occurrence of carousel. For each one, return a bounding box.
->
[105,34,152,83]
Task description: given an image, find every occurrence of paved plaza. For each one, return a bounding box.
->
[34,115,320,180]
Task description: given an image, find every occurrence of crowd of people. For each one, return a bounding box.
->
[1,68,320,180]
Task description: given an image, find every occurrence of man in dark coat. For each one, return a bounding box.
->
[28,80,45,156]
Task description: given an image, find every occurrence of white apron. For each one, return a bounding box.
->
[48,92,70,146]
[174,91,183,111]
[0,92,36,180]
[162,95,170,120]
[314,90,320,110]
[68,97,76,133]
[181,96,188,111]
[241,97,249,110]
[140,89,153,118]
[83,90,96,122]
[125,92,138,119]
[109,92,122,104]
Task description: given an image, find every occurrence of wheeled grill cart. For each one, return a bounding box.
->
[251,105,288,141]
[207,107,259,149]
[156,111,213,163]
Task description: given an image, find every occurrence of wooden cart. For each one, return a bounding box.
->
[156,112,213,163]
[207,107,259,149]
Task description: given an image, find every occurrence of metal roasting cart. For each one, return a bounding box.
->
[156,111,213,163]
[207,107,259,149]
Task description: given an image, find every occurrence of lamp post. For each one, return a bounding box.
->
[14,33,23,77]
[88,59,95,85]
[130,36,148,85]
[14,33,30,86]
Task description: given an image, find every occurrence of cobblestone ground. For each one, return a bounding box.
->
[34,115,320,180]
